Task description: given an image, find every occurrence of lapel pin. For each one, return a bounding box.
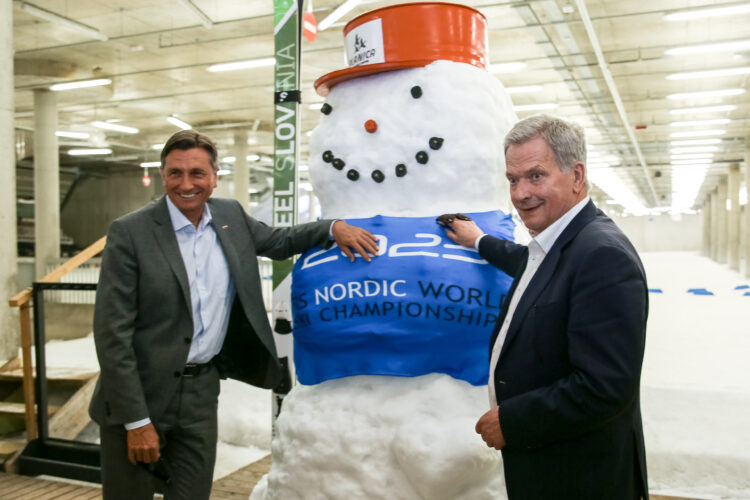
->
[222,225,229,230]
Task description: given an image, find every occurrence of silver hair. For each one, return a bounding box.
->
[504,114,587,172]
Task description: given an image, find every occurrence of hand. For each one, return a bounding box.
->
[439,216,484,249]
[475,407,506,450]
[127,423,160,464]
[332,220,379,262]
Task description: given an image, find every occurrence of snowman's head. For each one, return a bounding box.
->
[309,60,517,219]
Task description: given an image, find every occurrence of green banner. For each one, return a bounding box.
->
[271,0,303,424]
[272,0,301,290]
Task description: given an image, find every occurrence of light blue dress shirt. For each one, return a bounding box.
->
[166,196,236,364]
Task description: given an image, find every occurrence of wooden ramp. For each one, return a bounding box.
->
[0,454,270,499]
[0,471,101,499]
[0,456,714,499]
[211,455,271,499]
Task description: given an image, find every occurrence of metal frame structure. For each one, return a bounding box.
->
[17,281,101,483]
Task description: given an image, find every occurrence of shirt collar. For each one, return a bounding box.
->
[531,196,590,255]
[165,196,212,232]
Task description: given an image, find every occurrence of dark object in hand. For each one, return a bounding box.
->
[436,213,472,227]
[140,458,170,484]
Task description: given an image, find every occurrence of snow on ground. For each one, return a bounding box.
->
[640,252,750,499]
[31,250,750,496]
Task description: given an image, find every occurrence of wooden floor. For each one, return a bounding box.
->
[0,455,271,499]
[0,456,712,500]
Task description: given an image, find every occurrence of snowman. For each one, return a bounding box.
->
[252,4,518,499]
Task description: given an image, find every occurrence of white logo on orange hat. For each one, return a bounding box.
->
[345,19,385,67]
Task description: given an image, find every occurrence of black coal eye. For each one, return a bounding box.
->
[321,103,333,115]
[410,86,422,98]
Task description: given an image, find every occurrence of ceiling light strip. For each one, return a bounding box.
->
[50,78,111,91]
[664,3,750,21]
[665,39,750,55]
[92,121,139,134]
[669,119,730,127]
[167,116,192,130]
[318,0,362,31]
[669,105,737,115]
[666,67,750,80]
[667,89,745,99]
[207,57,276,72]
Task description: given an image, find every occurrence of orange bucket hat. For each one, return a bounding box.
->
[314,2,489,96]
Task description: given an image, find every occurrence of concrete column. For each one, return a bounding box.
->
[701,198,711,257]
[728,163,741,271]
[710,188,719,261]
[717,177,728,264]
[33,89,61,279]
[233,130,249,213]
[0,1,19,359]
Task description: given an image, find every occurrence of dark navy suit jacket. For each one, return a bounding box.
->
[478,200,649,500]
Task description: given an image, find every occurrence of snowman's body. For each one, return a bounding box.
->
[251,61,517,499]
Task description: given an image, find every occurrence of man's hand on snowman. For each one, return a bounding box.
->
[437,213,484,248]
[475,407,506,450]
[332,220,379,262]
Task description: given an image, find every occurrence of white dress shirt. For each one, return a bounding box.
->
[487,196,590,407]
[125,198,236,430]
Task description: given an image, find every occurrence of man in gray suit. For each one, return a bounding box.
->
[89,130,378,499]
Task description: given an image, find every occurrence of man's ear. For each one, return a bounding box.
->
[572,162,586,193]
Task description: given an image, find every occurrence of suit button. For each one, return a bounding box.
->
[174,371,181,378]
[184,337,191,344]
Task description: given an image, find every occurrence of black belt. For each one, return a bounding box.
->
[182,361,214,377]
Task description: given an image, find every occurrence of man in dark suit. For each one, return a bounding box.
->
[89,130,378,499]
[442,115,648,499]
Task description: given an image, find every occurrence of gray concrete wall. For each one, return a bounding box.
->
[61,168,164,248]
[611,213,702,253]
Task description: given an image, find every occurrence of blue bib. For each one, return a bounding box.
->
[291,210,515,385]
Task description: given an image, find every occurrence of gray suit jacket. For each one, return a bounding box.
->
[89,196,332,427]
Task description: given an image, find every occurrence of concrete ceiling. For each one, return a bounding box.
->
[11,0,750,213]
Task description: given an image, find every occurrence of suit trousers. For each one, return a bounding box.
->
[100,365,221,500]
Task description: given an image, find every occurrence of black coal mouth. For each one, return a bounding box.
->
[321,137,444,183]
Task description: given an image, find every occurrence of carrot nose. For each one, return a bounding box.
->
[364,119,378,133]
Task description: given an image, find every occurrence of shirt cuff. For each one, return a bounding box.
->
[474,233,487,251]
[329,219,340,239]
[124,417,151,431]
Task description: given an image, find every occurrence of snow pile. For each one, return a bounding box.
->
[251,374,505,500]
[640,252,750,499]
[44,334,100,371]
[309,60,516,219]
[218,379,273,450]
